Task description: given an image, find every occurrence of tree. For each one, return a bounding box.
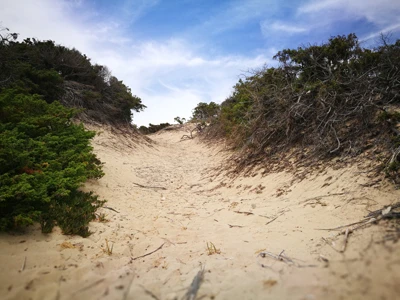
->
[174,116,186,124]
[191,102,220,122]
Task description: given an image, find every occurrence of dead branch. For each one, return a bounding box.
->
[132,182,166,190]
[265,215,279,226]
[103,206,120,213]
[366,202,400,218]
[181,124,205,141]
[131,243,165,261]
[299,192,349,204]
[139,285,160,300]
[228,224,244,228]
[258,250,316,268]
[233,211,254,216]
[72,279,105,296]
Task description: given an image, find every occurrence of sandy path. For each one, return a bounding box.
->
[1,125,400,300]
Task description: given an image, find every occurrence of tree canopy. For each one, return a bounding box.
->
[0,28,145,124]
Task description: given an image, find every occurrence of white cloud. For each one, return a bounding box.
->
[298,0,400,28]
[261,21,308,35]
[0,0,270,126]
[193,0,280,35]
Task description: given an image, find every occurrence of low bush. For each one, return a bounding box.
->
[0,89,105,236]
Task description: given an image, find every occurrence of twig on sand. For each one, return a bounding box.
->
[72,279,105,296]
[258,250,316,268]
[183,264,205,300]
[233,211,253,216]
[265,215,279,226]
[318,202,400,252]
[131,243,165,261]
[321,218,377,252]
[259,250,295,265]
[264,209,288,225]
[299,192,349,204]
[103,206,120,213]
[366,202,400,218]
[139,285,160,300]
[19,256,26,272]
[132,182,166,190]
[228,224,244,228]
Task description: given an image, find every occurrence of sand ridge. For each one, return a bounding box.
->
[1,124,400,300]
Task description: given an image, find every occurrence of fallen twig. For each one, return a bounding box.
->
[72,279,105,296]
[132,182,166,190]
[233,211,254,216]
[366,202,400,218]
[258,250,316,268]
[139,285,160,300]
[183,265,205,300]
[131,243,165,261]
[265,216,279,226]
[299,192,349,204]
[228,224,244,228]
[103,206,120,213]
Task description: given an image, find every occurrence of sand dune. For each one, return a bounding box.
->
[1,124,399,300]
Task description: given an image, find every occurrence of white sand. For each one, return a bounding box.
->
[1,124,399,300]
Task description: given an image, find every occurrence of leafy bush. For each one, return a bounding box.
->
[191,102,220,122]
[0,89,105,236]
[139,123,171,134]
[0,33,146,124]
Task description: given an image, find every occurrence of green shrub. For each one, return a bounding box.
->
[0,89,105,236]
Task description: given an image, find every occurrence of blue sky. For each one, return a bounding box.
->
[1,0,400,126]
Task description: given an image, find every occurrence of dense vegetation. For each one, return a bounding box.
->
[0,89,104,236]
[139,123,171,134]
[0,28,145,236]
[201,34,400,175]
[0,28,145,124]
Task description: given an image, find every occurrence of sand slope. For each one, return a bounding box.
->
[1,125,400,300]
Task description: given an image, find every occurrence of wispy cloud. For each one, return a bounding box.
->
[0,0,272,125]
[261,21,309,36]
[298,0,400,30]
[1,0,399,126]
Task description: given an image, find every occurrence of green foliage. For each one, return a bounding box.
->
[191,102,220,122]
[0,34,145,124]
[139,123,171,134]
[174,116,186,124]
[0,89,105,235]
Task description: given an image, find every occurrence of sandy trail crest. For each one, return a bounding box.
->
[1,125,400,300]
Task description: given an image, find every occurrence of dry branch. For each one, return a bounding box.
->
[258,250,316,268]
[103,206,120,213]
[132,182,166,190]
[228,224,244,228]
[233,211,254,216]
[72,279,105,296]
[131,243,165,261]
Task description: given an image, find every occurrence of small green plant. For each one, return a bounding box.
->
[102,239,113,255]
[206,242,221,255]
[96,212,109,223]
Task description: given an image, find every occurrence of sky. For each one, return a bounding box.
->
[1,0,400,126]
